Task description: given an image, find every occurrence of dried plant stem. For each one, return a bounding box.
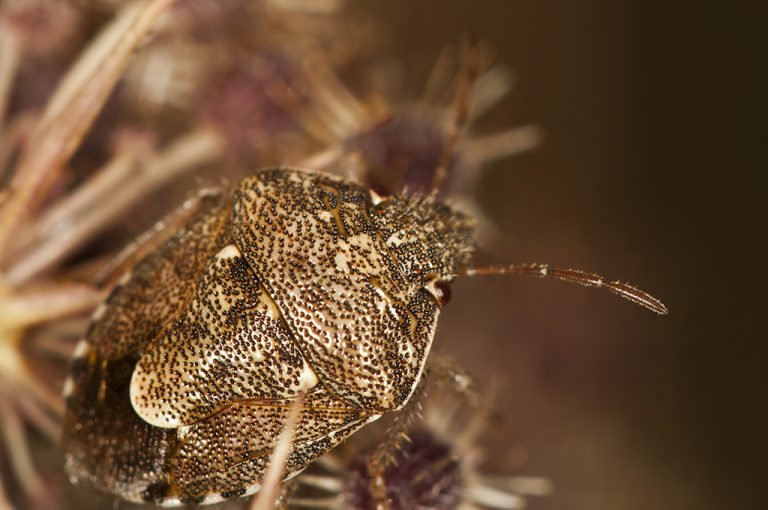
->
[466,66,515,122]
[304,57,370,133]
[297,147,343,170]
[0,398,45,497]
[0,473,11,510]
[465,125,542,164]
[33,330,80,362]
[94,186,225,288]
[287,496,341,508]
[0,283,101,439]
[433,41,480,192]
[292,474,342,493]
[0,284,103,329]
[476,475,553,497]
[302,60,368,140]
[421,47,459,107]
[0,344,65,418]
[0,113,38,183]
[0,26,20,131]
[464,483,526,509]
[5,127,225,286]
[0,0,177,262]
[10,389,61,444]
[14,153,138,256]
[250,393,306,510]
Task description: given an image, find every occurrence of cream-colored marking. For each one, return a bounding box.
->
[118,270,132,286]
[216,244,242,260]
[319,185,349,237]
[369,188,386,205]
[406,309,418,336]
[357,342,372,357]
[354,375,372,389]
[129,366,181,429]
[180,368,197,384]
[373,286,397,318]
[258,287,281,321]
[200,494,225,506]
[97,359,109,402]
[334,251,350,273]
[177,425,190,441]
[424,281,440,302]
[156,496,185,508]
[250,348,265,363]
[92,302,107,320]
[73,339,89,359]
[297,362,319,391]
[62,377,74,397]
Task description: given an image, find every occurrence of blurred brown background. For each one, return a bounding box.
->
[359,1,765,510]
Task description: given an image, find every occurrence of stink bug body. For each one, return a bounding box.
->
[63,167,474,505]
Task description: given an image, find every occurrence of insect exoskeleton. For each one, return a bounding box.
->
[63,166,475,505]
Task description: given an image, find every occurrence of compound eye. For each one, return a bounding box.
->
[426,280,452,306]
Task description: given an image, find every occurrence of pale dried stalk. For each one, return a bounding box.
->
[303,61,367,139]
[251,393,306,510]
[0,472,11,510]
[0,24,21,130]
[287,496,342,508]
[10,389,61,444]
[5,127,225,286]
[476,475,553,497]
[0,398,45,497]
[463,484,526,510]
[421,46,459,108]
[0,113,38,183]
[0,284,103,328]
[0,0,177,262]
[0,344,65,418]
[467,67,515,122]
[14,153,138,256]
[464,125,543,164]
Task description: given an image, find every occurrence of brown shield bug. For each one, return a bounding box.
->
[63,166,665,506]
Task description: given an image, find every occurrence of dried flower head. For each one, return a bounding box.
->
[288,382,551,509]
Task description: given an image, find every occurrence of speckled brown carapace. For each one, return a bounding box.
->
[63,167,474,505]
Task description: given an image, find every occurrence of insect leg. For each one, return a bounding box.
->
[427,352,481,407]
[365,376,428,509]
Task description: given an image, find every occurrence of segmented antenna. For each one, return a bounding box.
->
[462,263,668,315]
